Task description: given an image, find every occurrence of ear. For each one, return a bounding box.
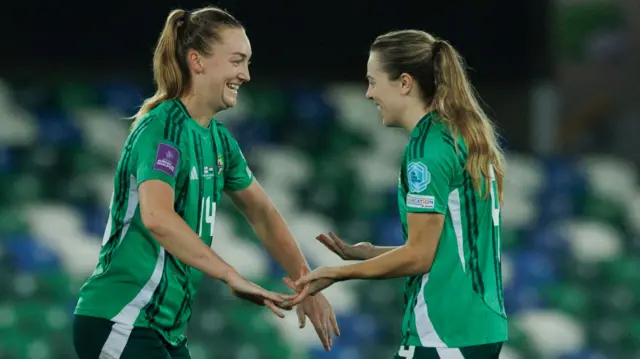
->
[399,73,413,95]
[187,49,204,74]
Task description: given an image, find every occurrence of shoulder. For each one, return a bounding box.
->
[214,120,240,147]
[214,120,233,137]
[132,102,190,143]
[406,120,457,160]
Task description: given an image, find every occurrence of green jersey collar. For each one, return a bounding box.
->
[410,112,437,138]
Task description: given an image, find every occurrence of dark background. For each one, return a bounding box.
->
[0,1,548,80]
[0,0,550,151]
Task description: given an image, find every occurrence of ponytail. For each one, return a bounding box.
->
[131,10,189,127]
[431,40,506,202]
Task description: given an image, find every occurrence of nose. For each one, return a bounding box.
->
[365,88,373,99]
[239,66,250,83]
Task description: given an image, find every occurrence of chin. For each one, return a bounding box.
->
[220,96,238,110]
[381,116,401,128]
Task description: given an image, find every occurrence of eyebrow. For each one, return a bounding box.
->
[232,52,250,59]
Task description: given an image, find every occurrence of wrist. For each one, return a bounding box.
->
[220,268,241,284]
[330,266,348,281]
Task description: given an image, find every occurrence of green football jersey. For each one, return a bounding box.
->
[398,112,507,348]
[75,99,253,346]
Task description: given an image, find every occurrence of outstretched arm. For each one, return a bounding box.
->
[295,213,444,295]
[336,212,443,279]
[226,180,309,281]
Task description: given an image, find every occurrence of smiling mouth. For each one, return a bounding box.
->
[226,83,240,93]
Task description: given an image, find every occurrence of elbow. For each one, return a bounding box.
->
[141,208,172,235]
[406,248,433,275]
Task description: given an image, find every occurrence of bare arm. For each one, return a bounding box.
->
[360,245,397,260]
[226,180,309,280]
[139,180,238,282]
[336,213,443,279]
[315,232,397,260]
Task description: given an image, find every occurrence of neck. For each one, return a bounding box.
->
[179,93,215,128]
[402,103,434,133]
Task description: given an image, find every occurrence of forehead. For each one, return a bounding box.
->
[213,27,252,57]
[367,52,384,75]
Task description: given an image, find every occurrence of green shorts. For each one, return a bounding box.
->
[393,342,503,359]
[73,315,191,359]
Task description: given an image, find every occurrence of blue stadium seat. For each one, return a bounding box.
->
[310,345,364,359]
[34,111,83,145]
[542,157,588,196]
[560,348,611,359]
[510,250,559,287]
[0,146,16,174]
[4,234,61,273]
[535,190,577,225]
[289,87,336,126]
[80,204,108,238]
[231,119,274,152]
[503,282,545,314]
[373,216,404,246]
[334,313,381,345]
[98,81,144,116]
[528,225,571,258]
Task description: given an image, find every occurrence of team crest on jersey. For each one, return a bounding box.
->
[217,155,224,174]
[407,161,430,193]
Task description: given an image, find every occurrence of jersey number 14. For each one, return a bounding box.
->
[198,196,216,242]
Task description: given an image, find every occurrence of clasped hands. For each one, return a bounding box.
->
[229,232,357,350]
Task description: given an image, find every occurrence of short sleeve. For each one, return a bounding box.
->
[405,140,458,214]
[133,119,183,189]
[220,127,254,192]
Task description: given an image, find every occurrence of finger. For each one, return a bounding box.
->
[328,232,346,249]
[283,276,310,304]
[282,277,299,292]
[262,290,297,304]
[264,299,285,318]
[311,316,330,351]
[288,282,311,306]
[330,310,340,336]
[294,273,315,288]
[317,234,344,257]
[323,316,332,348]
[296,306,306,328]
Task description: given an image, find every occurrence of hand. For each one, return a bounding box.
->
[289,266,339,296]
[283,277,340,351]
[317,232,373,261]
[226,272,297,318]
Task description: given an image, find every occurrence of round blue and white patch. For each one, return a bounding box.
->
[407,161,431,193]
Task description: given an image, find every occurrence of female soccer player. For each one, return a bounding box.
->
[73,7,338,359]
[287,30,507,359]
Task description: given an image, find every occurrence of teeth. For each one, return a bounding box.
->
[227,83,239,90]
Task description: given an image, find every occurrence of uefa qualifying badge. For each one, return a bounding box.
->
[407,162,430,193]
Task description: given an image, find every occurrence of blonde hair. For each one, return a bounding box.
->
[131,7,242,127]
[372,30,505,201]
